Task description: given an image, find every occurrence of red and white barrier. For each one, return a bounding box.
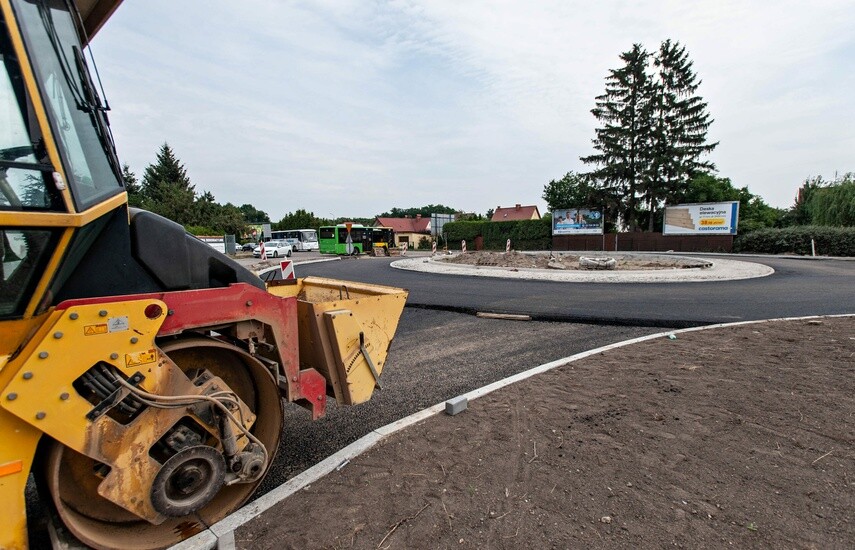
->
[461,239,467,253]
[259,241,267,260]
[506,238,511,253]
[431,241,437,255]
[280,259,295,280]
[402,242,408,255]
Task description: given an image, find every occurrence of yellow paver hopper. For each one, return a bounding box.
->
[267,277,408,405]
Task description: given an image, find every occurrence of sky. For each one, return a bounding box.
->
[91,0,855,221]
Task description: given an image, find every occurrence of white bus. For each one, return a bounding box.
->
[270,229,319,251]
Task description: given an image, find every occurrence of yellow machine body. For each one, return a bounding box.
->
[0,0,408,548]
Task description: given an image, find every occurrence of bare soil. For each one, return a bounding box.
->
[238,316,855,549]
[439,251,711,270]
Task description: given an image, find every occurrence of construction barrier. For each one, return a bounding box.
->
[260,241,267,260]
[462,239,467,253]
[432,241,437,255]
[506,238,511,253]
[280,259,295,280]
[402,242,408,256]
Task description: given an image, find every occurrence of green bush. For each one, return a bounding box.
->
[416,236,433,250]
[185,225,219,236]
[734,226,855,256]
[443,218,552,250]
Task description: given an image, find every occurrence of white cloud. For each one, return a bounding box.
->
[93,0,855,220]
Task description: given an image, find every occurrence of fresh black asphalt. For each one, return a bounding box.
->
[295,254,855,327]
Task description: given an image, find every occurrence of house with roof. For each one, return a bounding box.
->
[491,204,541,222]
[374,215,432,247]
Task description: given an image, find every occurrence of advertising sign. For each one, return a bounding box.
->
[663,201,739,235]
[552,208,603,235]
[246,223,271,241]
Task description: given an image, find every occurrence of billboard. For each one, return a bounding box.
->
[663,201,740,235]
[246,222,272,241]
[552,208,603,235]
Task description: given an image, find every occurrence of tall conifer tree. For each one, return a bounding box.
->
[645,40,717,229]
[140,143,196,225]
[581,44,654,231]
[580,41,717,231]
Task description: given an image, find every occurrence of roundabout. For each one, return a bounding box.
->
[391,251,774,283]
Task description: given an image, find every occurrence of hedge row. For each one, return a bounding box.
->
[734,226,855,256]
[442,218,552,250]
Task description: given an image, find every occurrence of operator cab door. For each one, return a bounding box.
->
[1,0,124,334]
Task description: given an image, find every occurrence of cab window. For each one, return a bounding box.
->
[1,8,63,210]
[12,0,122,211]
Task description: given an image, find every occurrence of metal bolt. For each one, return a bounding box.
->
[99,310,108,317]
[53,331,63,339]
[291,376,298,382]
[60,393,70,400]
[22,371,33,380]
[110,353,119,360]
[130,337,139,344]
[6,393,17,401]
[317,395,324,401]
[167,309,175,316]
[35,412,46,420]
[69,312,79,320]
[38,351,49,359]
[246,300,253,307]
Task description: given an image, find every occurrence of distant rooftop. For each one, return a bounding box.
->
[374,215,431,233]
[491,204,541,221]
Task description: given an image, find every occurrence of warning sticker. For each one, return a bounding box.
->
[108,316,129,333]
[126,349,157,368]
[84,324,108,336]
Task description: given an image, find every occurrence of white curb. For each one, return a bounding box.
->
[173,313,854,549]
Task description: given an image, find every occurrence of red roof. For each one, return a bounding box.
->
[491,204,541,221]
[374,216,431,233]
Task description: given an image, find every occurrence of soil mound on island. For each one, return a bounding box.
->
[440,251,711,270]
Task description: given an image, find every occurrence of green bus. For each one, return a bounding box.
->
[319,225,395,255]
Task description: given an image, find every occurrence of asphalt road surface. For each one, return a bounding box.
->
[292,254,855,327]
[256,252,855,496]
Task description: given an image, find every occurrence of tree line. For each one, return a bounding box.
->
[124,143,271,236]
[545,40,853,232]
[123,143,468,238]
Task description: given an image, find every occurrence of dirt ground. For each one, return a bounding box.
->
[237,316,854,549]
[440,251,711,270]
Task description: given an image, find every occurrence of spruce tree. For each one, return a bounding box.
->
[121,164,143,207]
[646,40,717,229]
[140,143,196,225]
[581,44,654,231]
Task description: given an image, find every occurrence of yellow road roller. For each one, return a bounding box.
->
[0,1,407,548]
